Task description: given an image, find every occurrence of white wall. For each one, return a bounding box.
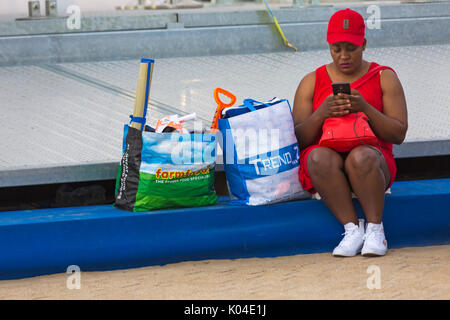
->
[0,0,132,16]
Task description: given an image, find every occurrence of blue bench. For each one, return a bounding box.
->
[0,178,449,280]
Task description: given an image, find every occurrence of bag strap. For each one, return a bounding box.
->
[352,65,396,89]
[129,115,146,126]
[242,99,272,111]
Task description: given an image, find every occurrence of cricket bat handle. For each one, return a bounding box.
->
[131,58,154,131]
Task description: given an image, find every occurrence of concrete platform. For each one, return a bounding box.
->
[1,45,449,187]
[0,2,449,187]
[0,178,449,280]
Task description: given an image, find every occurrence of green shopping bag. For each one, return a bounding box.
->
[115,125,218,212]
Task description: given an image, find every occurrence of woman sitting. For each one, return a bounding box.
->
[293,9,408,257]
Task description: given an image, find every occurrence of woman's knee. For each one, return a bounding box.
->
[345,146,381,176]
[307,147,343,177]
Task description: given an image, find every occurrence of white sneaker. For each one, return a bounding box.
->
[362,222,388,257]
[332,219,365,257]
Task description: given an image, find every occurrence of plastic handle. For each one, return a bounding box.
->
[211,88,237,130]
[214,88,237,107]
[243,99,271,111]
[179,112,197,123]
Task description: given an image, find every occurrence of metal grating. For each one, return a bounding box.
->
[0,44,449,187]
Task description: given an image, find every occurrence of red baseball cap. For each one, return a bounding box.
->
[327,8,365,46]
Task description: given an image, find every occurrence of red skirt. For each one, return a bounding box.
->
[298,144,397,194]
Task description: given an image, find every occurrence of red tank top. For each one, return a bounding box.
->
[312,62,395,158]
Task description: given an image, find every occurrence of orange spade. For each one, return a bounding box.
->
[210,88,237,132]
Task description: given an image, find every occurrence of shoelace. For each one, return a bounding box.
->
[339,227,361,248]
[363,229,385,244]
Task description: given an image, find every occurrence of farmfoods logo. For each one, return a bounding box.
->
[155,168,210,180]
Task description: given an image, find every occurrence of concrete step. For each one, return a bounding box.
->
[0,178,449,280]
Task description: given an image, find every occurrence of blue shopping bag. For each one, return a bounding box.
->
[218,98,311,205]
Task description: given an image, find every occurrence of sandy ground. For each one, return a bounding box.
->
[0,245,448,300]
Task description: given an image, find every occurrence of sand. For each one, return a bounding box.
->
[0,245,448,300]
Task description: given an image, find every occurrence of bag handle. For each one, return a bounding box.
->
[242,99,272,111]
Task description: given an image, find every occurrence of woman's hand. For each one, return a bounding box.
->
[317,94,351,119]
[343,89,371,114]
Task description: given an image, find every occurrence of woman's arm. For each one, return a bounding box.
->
[293,72,322,149]
[293,71,353,149]
[377,69,408,144]
[293,72,323,149]
[346,69,408,144]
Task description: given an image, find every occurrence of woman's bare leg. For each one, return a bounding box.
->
[307,147,358,225]
[344,145,390,224]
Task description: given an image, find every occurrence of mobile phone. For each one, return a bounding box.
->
[332,82,351,95]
